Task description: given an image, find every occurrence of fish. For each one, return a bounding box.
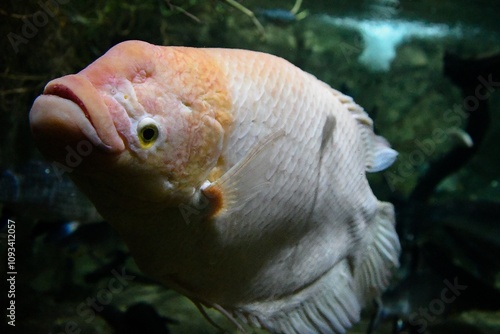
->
[255,0,307,25]
[29,40,400,334]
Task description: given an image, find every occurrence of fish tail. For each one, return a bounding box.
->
[354,201,400,303]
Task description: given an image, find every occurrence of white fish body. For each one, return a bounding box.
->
[29,41,400,334]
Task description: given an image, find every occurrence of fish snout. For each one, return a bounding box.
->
[29,74,125,167]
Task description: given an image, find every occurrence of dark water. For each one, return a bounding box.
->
[1,0,499,333]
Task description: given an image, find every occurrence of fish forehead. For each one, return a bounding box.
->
[80,42,233,128]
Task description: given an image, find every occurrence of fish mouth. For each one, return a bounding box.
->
[44,83,94,126]
[30,74,125,163]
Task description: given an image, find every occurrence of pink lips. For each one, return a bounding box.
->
[30,73,125,160]
[44,84,93,125]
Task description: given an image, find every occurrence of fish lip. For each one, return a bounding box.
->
[39,75,125,154]
[43,83,94,127]
[30,94,111,153]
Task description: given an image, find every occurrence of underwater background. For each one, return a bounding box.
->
[1,0,499,333]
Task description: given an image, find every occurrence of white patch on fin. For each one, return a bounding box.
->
[367,135,398,172]
[202,130,286,214]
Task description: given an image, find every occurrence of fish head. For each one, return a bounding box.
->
[30,41,229,210]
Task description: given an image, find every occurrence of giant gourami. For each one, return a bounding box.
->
[30,40,400,334]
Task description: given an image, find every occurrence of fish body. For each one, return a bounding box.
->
[30,41,400,333]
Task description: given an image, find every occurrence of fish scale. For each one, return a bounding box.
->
[30,40,400,334]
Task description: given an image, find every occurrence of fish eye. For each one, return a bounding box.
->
[137,118,159,148]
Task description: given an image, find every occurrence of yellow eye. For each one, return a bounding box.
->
[137,118,159,148]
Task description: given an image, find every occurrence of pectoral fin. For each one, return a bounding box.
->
[199,130,286,219]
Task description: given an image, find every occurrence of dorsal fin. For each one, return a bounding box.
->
[331,88,397,172]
